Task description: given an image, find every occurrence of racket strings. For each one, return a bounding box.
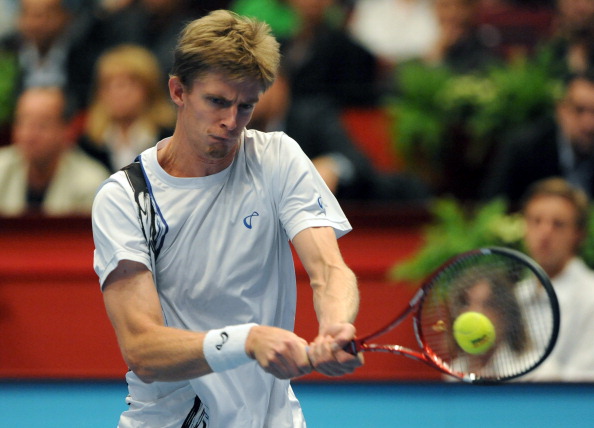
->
[417,251,557,382]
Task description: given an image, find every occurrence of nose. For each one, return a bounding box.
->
[220,106,238,131]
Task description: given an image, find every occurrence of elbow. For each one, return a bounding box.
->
[122,348,158,383]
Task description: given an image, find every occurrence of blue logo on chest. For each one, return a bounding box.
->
[243,211,260,229]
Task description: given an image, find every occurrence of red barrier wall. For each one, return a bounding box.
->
[0,206,441,381]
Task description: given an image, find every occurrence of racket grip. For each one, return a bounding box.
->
[344,340,358,355]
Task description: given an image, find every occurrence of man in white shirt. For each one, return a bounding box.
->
[0,86,109,216]
[520,177,594,381]
[92,10,362,427]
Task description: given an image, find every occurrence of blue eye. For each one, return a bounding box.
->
[208,97,225,106]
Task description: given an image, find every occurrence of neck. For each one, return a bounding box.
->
[157,135,239,178]
[28,156,60,192]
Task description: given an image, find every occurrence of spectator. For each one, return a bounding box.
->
[347,0,439,70]
[0,86,110,216]
[536,0,594,79]
[0,0,101,115]
[424,0,502,73]
[481,69,594,204]
[96,0,201,78]
[448,268,528,377]
[0,0,18,39]
[518,177,594,381]
[78,44,176,172]
[249,0,431,201]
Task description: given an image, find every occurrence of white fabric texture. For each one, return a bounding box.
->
[93,129,351,427]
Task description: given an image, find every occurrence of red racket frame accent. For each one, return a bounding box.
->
[345,247,560,384]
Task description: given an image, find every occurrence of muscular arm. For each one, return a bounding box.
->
[103,260,313,382]
[293,226,359,328]
[292,226,362,376]
[102,260,212,383]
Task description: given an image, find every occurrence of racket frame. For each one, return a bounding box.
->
[348,247,560,384]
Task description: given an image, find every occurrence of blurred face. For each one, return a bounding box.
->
[169,72,260,161]
[13,88,68,167]
[18,0,71,50]
[557,79,594,156]
[288,0,333,23]
[557,0,594,31]
[456,281,504,347]
[99,72,148,123]
[434,0,476,29]
[523,195,583,277]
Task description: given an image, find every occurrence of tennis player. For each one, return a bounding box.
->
[92,9,362,428]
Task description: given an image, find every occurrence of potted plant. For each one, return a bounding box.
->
[387,59,560,198]
[390,198,594,283]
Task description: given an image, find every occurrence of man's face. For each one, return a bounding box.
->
[13,89,67,167]
[18,0,71,49]
[557,0,594,32]
[170,72,261,162]
[99,71,148,123]
[557,79,594,156]
[523,195,583,277]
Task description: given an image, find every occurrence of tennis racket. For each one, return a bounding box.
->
[347,247,560,384]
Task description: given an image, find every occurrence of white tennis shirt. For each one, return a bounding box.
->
[92,130,351,427]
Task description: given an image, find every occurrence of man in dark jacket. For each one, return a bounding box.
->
[482,69,594,205]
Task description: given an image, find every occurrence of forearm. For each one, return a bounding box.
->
[312,263,359,333]
[118,325,211,383]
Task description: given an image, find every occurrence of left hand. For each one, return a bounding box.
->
[307,323,363,377]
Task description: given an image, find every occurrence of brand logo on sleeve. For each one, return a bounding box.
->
[317,197,326,214]
[243,211,259,229]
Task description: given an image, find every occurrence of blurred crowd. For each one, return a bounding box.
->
[0,0,593,216]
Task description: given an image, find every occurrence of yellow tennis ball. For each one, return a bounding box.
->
[453,311,496,355]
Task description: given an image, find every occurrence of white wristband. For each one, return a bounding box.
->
[203,323,257,372]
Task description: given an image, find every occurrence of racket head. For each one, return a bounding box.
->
[414,247,560,384]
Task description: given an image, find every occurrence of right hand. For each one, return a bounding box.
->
[245,325,313,379]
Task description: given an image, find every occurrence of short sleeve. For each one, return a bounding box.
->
[267,133,352,240]
[92,176,152,288]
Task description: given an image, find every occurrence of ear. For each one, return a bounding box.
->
[169,76,185,107]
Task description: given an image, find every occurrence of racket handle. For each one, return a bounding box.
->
[344,340,358,355]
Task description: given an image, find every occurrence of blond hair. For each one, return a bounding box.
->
[171,10,280,91]
[85,44,176,143]
[521,177,590,232]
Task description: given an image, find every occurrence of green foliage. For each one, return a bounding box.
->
[390,198,594,284]
[389,59,559,176]
[468,61,561,142]
[389,198,525,283]
[0,50,18,126]
[583,210,594,270]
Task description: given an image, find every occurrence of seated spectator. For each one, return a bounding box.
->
[0,87,110,216]
[247,0,430,202]
[535,0,594,79]
[518,177,594,381]
[0,0,18,39]
[347,0,439,71]
[78,44,176,171]
[285,95,431,201]
[95,0,201,78]
[481,69,594,204]
[424,0,502,73]
[0,0,101,115]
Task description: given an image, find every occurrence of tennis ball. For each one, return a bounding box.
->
[453,311,496,355]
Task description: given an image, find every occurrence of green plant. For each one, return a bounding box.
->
[389,198,525,283]
[388,59,559,178]
[390,198,594,284]
[0,50,18,126]
[582,209,594,269]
